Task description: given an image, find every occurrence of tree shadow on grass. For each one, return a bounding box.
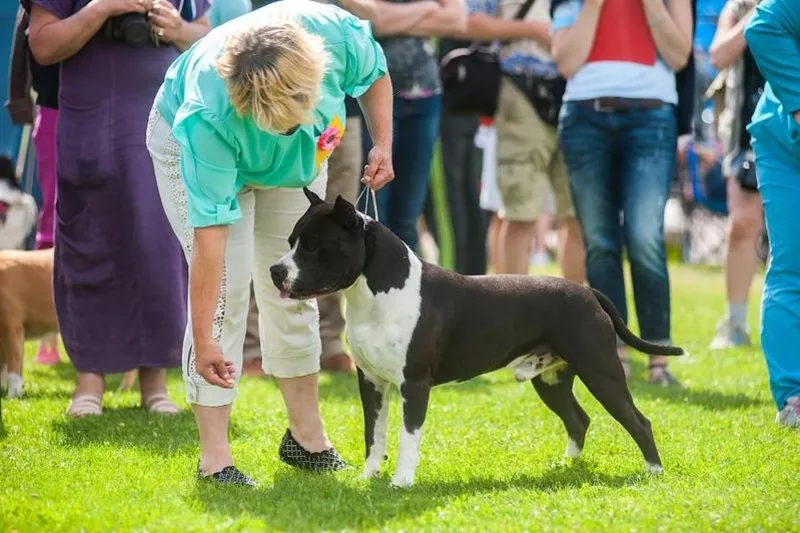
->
[50,407,248,456]
[192,461,647,530]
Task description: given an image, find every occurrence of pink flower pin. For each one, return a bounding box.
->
[317,126,342,152]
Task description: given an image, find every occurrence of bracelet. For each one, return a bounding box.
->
[648,13,667,28]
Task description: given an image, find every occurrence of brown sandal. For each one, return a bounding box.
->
[648,363,681,387]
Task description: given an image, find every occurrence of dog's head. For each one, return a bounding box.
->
[270,188,367,300]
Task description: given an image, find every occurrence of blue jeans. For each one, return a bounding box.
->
[558,102,677,344]
[752,140,800,410]
[362,95,441,251]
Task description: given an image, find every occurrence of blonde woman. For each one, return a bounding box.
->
[146,1,393,485]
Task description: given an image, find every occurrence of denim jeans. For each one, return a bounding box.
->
[362,95,441,251]
[752,139,800,410]
[558,102,677,343]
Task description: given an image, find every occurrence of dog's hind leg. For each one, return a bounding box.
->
[357,368,390,479]
[575,347,663,473]
[531,368,590,459]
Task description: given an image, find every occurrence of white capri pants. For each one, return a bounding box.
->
[146,108,327,407]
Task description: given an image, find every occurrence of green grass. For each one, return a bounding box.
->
[1,265,799,532]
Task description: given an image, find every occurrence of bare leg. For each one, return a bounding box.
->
[499,219,536,275]
[486,213,503,273]
[194,404,234,475]
[557,217,586,285]
[276,374,331,452]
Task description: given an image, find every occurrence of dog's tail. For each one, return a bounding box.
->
[591,288,687,356]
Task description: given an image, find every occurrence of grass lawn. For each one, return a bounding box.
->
[1,264,799,532]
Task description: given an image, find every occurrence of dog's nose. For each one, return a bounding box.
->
[270,264,288,287]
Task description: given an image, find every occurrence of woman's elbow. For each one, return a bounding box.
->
[28,39,58,66]
[669,46,692,71]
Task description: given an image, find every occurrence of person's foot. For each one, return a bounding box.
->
[142,393,180,414]
[776,396,800,428]
[197,462,257,487]
[67,372,105,417]
[648,363,682,387]
[35,339,60,365]
[709,319,752,350]
[278,429,349,472]
[320,353,356,374]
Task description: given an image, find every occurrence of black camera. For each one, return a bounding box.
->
[102,13,152,47]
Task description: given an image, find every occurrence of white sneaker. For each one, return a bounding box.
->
[709,319,752,350]
[776,396,800,428]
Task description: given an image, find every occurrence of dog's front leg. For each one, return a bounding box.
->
[357,368,390,478]
[391,379,431,488]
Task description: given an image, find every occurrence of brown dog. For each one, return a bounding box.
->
[0,248,58,398]
[0,249,137,401]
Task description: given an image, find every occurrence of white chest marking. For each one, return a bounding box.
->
[343,250,423,387]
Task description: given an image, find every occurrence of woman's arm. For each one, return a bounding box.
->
[27,0,147,66]
[358,74,395,189]
[346,0,439,37]
[404,0,467,37]
[551,0,604,79]
[454,12,550,46]
[641,0,693,71]
[744,0,800,121]
[709,3,755,70]
[190,225,235,388]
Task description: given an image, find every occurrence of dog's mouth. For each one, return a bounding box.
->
[279,285,337,301]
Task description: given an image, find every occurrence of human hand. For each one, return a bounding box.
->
[194,340,236,389]
[362,144,394,190]
[93,0,148,18]
[148,0,186,44]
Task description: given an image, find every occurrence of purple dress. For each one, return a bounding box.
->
[23,0,209,373]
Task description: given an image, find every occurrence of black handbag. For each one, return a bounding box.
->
[507,73,566,127]
[439,0,537,117]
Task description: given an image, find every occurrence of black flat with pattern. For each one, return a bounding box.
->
[197,464,257,487]
[278,429,350,472]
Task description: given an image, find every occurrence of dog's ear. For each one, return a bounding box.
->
[303,187,324,206]
[332,195,359,230]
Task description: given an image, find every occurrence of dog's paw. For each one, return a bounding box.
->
[645,462,664,475]
[389,473,415,488]
[564,438,582,459]
[6,373,23,399]
[361,463,381,479]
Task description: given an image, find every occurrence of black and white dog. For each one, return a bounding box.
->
[270,189,687,487]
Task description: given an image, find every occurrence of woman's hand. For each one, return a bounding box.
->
[363,145,395,190]
[148,0,184,43]
[194,339,236,389]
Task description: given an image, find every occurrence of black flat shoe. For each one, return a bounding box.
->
[197,463,257,487]
[278,429,350,473]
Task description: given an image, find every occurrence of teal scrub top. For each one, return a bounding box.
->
[155,0,387,228]
[208,0,252,27]
[744,0,800,172]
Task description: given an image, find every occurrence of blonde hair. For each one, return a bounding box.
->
[216,20,330,134]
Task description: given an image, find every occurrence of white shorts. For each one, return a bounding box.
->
[146,108,327,407]
[475,124,504,213]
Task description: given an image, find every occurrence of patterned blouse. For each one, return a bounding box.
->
[377,0,441,99]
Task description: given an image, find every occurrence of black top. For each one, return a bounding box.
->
[740,47,765,151]
[31,60,60,110]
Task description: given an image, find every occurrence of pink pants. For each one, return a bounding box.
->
[33,106,57,250]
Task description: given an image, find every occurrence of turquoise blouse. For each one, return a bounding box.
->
[744,0,800,172]
[155,0,387,228]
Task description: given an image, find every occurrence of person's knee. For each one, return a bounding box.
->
[728,204,763,244]
[505,219,537,239]
[626,225,665,272]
